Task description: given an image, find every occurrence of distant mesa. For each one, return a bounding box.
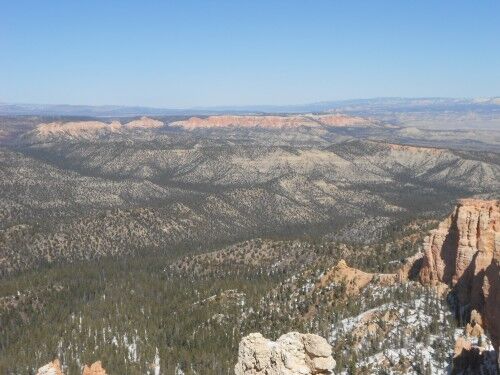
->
[30,117,163,140]
[35,120,121,138]
[473,97,500,105]
[123,116,163,129]
[170,114,378,130]
[26,114,379,140]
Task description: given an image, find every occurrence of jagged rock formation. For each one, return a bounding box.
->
[36,360,107,375]
[171,114,375,129]
[234,332,335,374]
[419,199,500,350]
[36,359,64,375]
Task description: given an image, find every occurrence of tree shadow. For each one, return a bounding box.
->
[484,261,500,353]
[407,256,423,281]
[452,345,499,375]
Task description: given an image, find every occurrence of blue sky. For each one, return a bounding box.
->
[1,0,499,107]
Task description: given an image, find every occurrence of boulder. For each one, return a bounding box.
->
[235,332,335,375]
[82,361,107,375]
[36,359,64,375]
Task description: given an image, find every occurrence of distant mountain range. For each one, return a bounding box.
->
[1,97,499,117]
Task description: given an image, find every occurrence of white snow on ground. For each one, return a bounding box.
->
[330,282,499,374]
[153,347,160,375]
[330,283,456,374]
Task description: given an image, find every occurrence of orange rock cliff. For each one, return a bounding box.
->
[419,199,500,351]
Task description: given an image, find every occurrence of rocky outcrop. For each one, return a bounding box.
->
[465,309,485,337]
[171,114,375,130]
[82,361,107,375]
[235,332,335,374]
[397,252,424,282]
[36,360,107,375]
[419,199,500,350]
[317,259,398,295]
[36,359,64,375]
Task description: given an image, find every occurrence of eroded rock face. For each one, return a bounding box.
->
[419,199,500,350]
[36,359,64,375]
[234,332,335,374]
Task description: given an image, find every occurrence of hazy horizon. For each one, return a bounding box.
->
[2,96,500,111]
